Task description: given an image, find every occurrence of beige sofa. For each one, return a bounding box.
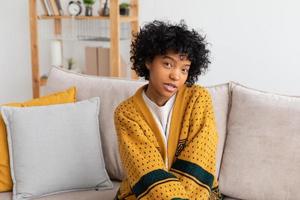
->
[1,67,300,200]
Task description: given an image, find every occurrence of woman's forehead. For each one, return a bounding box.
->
[161,51,191,62]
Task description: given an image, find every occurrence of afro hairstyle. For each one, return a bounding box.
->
[130,20,210,85]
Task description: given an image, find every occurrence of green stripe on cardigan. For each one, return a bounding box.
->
[171,158,214,189]
[132,169,178,198]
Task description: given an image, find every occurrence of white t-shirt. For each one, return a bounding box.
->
[142,91,176,149]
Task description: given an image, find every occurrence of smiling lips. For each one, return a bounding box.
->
[163,83,177,92]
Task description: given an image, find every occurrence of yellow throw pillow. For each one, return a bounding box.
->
[0,87,76,192]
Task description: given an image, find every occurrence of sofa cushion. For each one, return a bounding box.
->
[0,181,120,200]
[223,198,239,200]
[206,83,230,177]
[1,98,112,200]
[0,87,76,192]
[219,82,300,199]
[45,67,230,181]
[0,192,10,200]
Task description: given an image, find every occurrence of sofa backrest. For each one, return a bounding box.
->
[45,67,230,181]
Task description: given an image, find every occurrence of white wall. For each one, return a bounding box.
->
[139,0,300,95]
[1,0,300,104]
[0,1,32,104]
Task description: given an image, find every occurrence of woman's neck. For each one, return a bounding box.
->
[145,85,168,107]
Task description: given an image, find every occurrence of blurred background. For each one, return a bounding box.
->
[1,0,300,103]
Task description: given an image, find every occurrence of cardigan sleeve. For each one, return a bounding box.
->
[170,90,222,199]
[114,106,189,200]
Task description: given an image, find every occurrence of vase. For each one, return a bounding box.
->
[85,5,93,16]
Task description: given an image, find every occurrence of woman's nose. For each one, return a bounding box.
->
[169,69,180,81]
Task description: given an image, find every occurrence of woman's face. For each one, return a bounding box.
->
[145,51,191,106]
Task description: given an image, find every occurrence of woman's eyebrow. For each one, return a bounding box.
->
[162,55,191,64]
[162,55,174,60]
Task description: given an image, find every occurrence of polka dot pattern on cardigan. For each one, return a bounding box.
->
[114,84,221,200]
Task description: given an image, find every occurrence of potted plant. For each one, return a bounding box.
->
[83,0,96,16]
[67,58,75,70]
[119,2,130,16]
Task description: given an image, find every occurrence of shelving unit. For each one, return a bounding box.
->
[29,0,139,98]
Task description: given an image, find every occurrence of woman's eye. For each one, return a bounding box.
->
[163,62,172,68]
[182,68,189,74]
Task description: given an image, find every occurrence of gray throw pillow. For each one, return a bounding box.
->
[1,97,113,200]
[219,82,300,199]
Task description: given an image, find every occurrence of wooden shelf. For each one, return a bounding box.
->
[29,0,139,98]
[38,15,138,22]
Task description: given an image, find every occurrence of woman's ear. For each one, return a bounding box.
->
[145,61,151,70]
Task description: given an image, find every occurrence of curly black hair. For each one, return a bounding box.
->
[130,20,210,85]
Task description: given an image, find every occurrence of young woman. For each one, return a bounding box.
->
[114,20,222,200]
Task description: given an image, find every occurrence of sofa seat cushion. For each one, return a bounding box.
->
[219,82,300,199]
[0,181,120,200]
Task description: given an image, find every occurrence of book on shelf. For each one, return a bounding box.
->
[45,0,54,16]
[85,47,127,77]
[40,0,63,16]
[49,0,60,16]
[41,0,51,16]
[55,0,64,15]
[40,0,48,15]
[85,47,99,76]
[98,47,111,76]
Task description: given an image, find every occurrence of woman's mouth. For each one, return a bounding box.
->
[163,83,177,92]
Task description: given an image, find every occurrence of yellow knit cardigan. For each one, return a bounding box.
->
[114,84,222,200]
